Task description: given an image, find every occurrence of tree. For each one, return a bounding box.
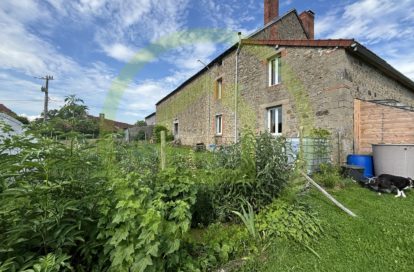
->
[15,115,30,125]
[59,95,88,119]
[30,95,99,138]
[135,120,147,127]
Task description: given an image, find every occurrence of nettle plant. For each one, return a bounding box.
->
[0,123,105,271]
[97,135,199,271]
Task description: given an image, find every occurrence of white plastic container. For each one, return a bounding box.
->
[372,144,414,179]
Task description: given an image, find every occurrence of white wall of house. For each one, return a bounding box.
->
[0,112,24,154]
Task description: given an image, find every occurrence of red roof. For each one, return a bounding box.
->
[240,39,414,91]
[0,104,17,117]
[88,115,133,130]
[241,39,355,47]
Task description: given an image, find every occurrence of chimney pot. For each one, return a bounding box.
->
[264,0,279,25]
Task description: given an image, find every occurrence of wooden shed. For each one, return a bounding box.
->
[354,99,414,154]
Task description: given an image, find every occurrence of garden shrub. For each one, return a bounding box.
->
[169,150,197,171]
[135,130,146,141]
[98,167,198,272]
[189,223,255,271]
[313,163,343,188]
[0,129,106,271]
[116,142,159,177]
[153,125,174,143]
[211,132,291,221]
[192,170,217,228]
[256,199,323,247]
[0,122,319,272]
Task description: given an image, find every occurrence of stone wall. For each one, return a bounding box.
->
[237,45,353,163]
[145,114,156,126]
[156,11,307,146]
[155,16,414,162]
[156,41,414,162]
[236,45,414,163]
[250,11,307,40]
[125,125,154,142]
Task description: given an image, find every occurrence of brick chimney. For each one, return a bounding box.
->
[299,10,315,39]
[264,0,279,25]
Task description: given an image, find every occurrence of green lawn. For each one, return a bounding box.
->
[259,184,414,272]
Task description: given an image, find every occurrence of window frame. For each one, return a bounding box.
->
[267,106,282,135]
[215,114,222,136]
[216,78,223,100]
[173,120,179,136]
[268,56,281,86]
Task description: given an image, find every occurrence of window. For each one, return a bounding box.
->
[267,106,282,135]
[173,121,179,136]
[215,115,222,135]
[268,56,281,86]
[216,78,222,100]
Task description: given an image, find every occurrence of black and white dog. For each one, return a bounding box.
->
[366,174,413,198]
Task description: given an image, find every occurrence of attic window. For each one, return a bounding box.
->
[268,56,281,86]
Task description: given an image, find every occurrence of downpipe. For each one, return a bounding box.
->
[234,32,242,143]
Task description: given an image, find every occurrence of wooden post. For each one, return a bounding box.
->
[160,130,166,170]
[353,99,361,154]
[301,171,357,217]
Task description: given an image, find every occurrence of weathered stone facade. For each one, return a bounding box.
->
[145,113,156,126]
[156,10,307,146]
[155,9,414,164]
[250,11,308,40]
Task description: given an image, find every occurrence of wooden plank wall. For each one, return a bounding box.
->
[354,99,414,154]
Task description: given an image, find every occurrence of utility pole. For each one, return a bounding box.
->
[35,75,54,122]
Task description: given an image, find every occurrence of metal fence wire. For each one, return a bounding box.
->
[286,137,331,173]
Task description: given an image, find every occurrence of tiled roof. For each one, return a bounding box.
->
[241,39,355,47]
[242,39,414,91]
[155,9,302,106]
[88,115,133,130]
[0,104,17,117]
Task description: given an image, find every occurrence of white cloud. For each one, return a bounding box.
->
[85,0,190,62]
[315,0,414,80]
[167,42,218,71]
[20,113,40,121]
[0,2,118,119]
[316,0,414,42]
[201,0,260,34]
[102,43,137,63]
[0,0,48,23]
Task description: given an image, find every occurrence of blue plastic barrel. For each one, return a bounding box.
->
[346,154,374,178]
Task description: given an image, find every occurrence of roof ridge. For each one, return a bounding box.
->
[156,9,302,106]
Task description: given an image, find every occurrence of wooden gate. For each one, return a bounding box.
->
[354,99,414,154]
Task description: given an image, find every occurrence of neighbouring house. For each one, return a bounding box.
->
[88,113,133,132]
[0,104,18,118]
[125,125,154,142]
[145,112,156,126]
[155,0,414,163]
[125,112,157,142]
[0,104,25,154]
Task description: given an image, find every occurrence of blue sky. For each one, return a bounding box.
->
[1,0,413,124]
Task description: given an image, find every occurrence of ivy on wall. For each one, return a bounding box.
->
[156,43,316,140]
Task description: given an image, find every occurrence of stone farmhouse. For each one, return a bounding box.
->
[155,0,414,163]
